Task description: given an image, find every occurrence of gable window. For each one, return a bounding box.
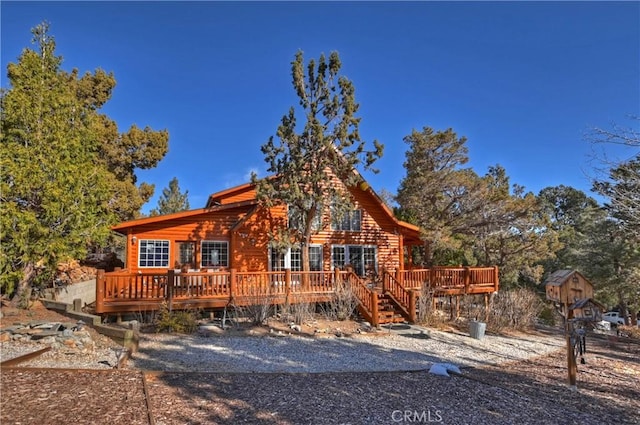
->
[288,205,322,232]
[331,209,361,231]
[201,241,229,267]
[331,245,377,277]
[139,240,170,268]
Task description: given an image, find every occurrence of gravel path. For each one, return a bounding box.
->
[130,324,566,373]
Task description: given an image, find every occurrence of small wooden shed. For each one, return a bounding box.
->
[544,270,594,306]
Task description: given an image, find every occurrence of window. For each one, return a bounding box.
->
[139,240,170,268]
[288,205,322,232]
[270,245,322,271]
[331,209,361,231]
[309,245,322,271]
[331,245,377,277]
[176,241,195,269]
[201,241,229,267]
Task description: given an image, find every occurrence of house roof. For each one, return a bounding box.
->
[569,297,606,311]
[204,175,423,245]
[543,270,589,287]
[110,199,257,235]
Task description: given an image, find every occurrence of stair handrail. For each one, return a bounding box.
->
[383,271,416,323]
[342,271,379,327]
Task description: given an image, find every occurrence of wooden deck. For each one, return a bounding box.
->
[96,266,499,326]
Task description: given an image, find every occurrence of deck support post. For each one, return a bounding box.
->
[167,269,175,312]
[408,290,417,323]
[493,266,500,292]
[484,293,489,321]
[96,269,105,314]
[371,291,379,328]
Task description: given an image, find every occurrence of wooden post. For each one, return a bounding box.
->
[96,269,105,314]
[334,268,341,286]
[371,291,379,328]
[167,269,174,312]
[565,305,577,390]
[449,296,454,320]
[408,290,417,323]
[493,266,500,292]
[464,266,470,294]
[229,268,236,299]
[396,268,402,287]
[484,293,489,322]
[285,268,292,305]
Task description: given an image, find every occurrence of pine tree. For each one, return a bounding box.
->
[0,22,168,301]
[252,50,383,271]
[150,177,190,216]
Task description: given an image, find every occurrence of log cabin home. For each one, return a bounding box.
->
[96,172,499,326]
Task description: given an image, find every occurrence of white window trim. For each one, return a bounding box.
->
[330,244,378,275]
[268,244,323,271]
[201,240,229,268]
[138,239,170,268]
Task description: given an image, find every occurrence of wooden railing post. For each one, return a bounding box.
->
[285,269,292,303]
[371,291,379,328]
[229,268,236,299]
[408,290,417,323]
[464,266,470,294]
[396,268,402,286]
[96,269,105,314]
[334,268,341,287]
[167,269,174,311]
[381,270,388,292]
[493,266,500,292]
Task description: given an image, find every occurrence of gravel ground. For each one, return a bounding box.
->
[2,305,639,424]
[129,324,566,373]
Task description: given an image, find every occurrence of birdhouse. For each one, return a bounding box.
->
[568,298,605,322]
[544,270,594,306]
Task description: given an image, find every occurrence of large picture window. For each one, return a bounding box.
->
[201,241,229,267]
[139,240,170,268]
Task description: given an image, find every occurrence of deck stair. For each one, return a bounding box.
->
[376,292,407,324]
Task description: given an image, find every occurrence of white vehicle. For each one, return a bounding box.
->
[603,311,625,325]
[602,311,640,326]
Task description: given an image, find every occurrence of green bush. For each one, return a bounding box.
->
[155,303,197,333]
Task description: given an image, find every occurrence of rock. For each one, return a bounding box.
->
[0,332,10,342]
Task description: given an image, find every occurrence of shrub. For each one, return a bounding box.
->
[321,279,358,321]
[485,288,543,332]
[284,294,315,325]
[155,303,197,333]
[417,285,446,326]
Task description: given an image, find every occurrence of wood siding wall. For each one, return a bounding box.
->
[126,206,251,273]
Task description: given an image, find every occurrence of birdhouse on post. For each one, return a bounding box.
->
[544,270,595,318]
[543,270,602,391]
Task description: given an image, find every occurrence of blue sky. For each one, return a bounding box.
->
[2,1,639,213]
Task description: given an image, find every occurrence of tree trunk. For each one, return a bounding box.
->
[10,262,36,308]
[617,291,629,326]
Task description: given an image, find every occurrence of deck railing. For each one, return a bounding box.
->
[395,266,499,294]
[95,266,499,320]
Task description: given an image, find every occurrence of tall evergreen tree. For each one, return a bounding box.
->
[252,50,383,271]
[150,177,190,216]
[0,22,168,301]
